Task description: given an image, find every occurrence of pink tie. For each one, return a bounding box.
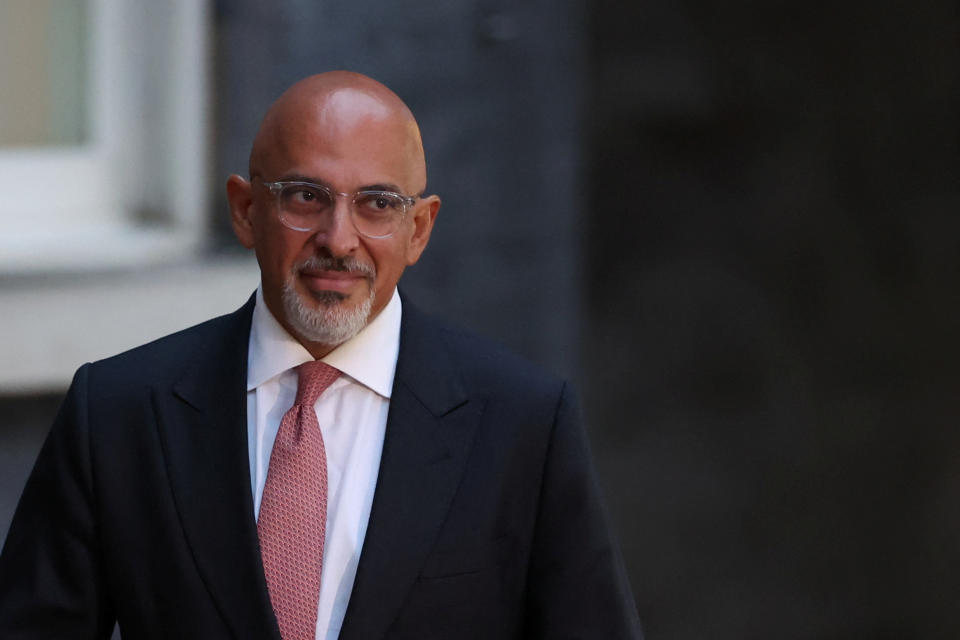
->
[258,361,341,640]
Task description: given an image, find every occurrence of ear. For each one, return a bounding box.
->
[226,174,256,249]
[405,194,440,265]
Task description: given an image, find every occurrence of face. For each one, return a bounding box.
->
[227,90,439,356]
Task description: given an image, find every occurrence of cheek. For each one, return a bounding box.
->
[369,240,411,279]
[253,230,305,284]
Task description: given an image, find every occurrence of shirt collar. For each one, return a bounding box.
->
[247,286,401,398]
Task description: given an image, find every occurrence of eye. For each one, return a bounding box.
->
[356,192,403,213]
[282,184,331,208]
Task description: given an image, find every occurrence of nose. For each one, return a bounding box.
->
[312,193,360,256]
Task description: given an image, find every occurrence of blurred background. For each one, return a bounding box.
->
[2,1,959,638]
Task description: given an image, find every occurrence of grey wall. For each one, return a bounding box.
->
[587,1,960,637]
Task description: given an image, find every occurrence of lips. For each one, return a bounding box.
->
[300,268,367,294]
[293,254,375,296]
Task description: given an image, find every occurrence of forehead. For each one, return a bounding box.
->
[258,89,423,189]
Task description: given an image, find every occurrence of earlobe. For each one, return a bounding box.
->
[226,174,256,249]
[405,195,440,265]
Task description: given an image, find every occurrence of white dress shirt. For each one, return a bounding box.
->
[246,286,400,640]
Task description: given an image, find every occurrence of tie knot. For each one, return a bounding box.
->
[295,360,341,407]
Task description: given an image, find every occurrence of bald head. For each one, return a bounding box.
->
[249,71,427,191]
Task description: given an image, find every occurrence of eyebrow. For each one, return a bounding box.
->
[360,182,404,193]
[274,174,405,194]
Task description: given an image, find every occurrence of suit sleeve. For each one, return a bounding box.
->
[0,364,115,639]
[523,381,643,639]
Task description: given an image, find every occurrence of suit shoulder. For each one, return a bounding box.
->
[404,306,566,398]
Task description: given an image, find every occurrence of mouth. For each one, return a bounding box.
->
[294,256,375,298]
[300,268,367,294]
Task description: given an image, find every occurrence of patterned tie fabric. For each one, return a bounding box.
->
[258,361,341,640]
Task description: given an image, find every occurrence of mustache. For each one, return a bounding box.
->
[295,255,376,280]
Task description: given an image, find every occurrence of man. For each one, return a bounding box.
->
[0,72,641,639]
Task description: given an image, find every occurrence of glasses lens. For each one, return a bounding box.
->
[278,183,333,231]
[352,191,405,238]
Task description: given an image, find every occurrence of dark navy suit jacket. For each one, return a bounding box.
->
[0,296,642,639]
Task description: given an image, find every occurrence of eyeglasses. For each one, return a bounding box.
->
[259,179,419,239]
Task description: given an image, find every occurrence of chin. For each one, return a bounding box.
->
[303,288,349,306]
[281,279,375,346]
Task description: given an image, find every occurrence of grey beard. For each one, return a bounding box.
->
[281,256,376,346]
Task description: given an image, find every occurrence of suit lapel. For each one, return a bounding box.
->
[151,296,282,640]
[339,302,484,640]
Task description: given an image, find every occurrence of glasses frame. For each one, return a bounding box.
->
[258,179,420,239]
